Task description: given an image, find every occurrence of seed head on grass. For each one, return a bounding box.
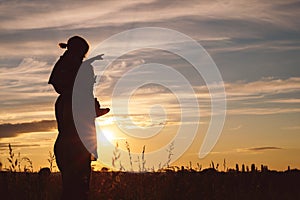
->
[163,141,174,169]
[7,143,18,172]
[22,157,33,172]
[135,145,147,172]
[141,145,146,172]
[223,159,226,172]
[196,163,202,172]
[112,142,122,169]
[125,141,133,171]
[135,156,141,172]
[47,151,55,172]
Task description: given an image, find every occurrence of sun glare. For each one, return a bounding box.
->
[102,128,115,142]
[95,118,117,145]
[97,116,115,126]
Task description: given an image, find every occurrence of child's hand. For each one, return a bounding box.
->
[94,54,104,60]
[86,54,104,64]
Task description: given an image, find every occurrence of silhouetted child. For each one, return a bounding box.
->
[48,36,109,200]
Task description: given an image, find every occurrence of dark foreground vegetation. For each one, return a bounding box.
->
[0,168,300,200]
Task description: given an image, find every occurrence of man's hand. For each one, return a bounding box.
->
[96,108,110,117]
[95,98,110,117]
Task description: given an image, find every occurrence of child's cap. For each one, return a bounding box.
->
[58,36,89,54]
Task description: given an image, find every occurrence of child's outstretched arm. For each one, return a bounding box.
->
[85,54,104,64]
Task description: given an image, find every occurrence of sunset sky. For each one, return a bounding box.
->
[0,0,300,171]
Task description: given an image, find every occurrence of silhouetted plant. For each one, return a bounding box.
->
[125,141,133,171]
[216,163,219,171]
[47,151,55,172]
[236,163,239,172]
[134,145,147,172]
[119,161,125,171]
[210,161,215,169]
[260,164,268,172]
[17,152,21,172]
[158,162,162,170]
[150,165,155,172]
[164,141,174,168]
[7,144,18,172]
[196,162,202,172]
[38,167,51,176]
[112,142,121,169]
[110,141,210,172]
[22,157,33,172]
[6,144,35,172]
[141,145,146,172]
[189,161,192,170]
[223,159,226,171]
[242,164,245,173]
[251,163,256,172]
[181,165,185,171]
[135,156,141,172]
[265,165,268,171]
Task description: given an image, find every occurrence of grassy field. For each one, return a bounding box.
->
[1,169,300,200]
[1,144,300,199]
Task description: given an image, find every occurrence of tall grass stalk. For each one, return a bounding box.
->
[141,145,146,172]
[47,151,55,172]
[163,141,174,168]
[22,157,33,172]
[7,144,18,172]
[125,141,133,171]
[112,142,124,171]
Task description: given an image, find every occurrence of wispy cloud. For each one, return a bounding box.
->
[210,146,283,155]
[97,62,300,123]
[0,0,299,132]
[0,143,40,149]
[281,126,300,130]
[0,1,141,30]
[0,58,53,98]
[225,77,300,100]
[224,77,300,115]
[246,146,283,151]
[268,99,300,104]
[0,57,56,123]
[229,124,243,131]
[0,120,56,138]
[1,55,299,127]
[1,0,299,59]
[228,108,300,116]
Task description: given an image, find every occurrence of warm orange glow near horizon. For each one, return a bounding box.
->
[0,0,300,173]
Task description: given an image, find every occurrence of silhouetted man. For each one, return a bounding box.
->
[49,36,109,200]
